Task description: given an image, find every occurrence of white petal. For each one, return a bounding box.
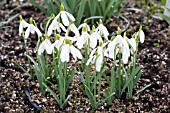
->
[90,32,98,48]
[70,24,79,36]
[60,44,70,62]
[33,26,42,36]
[59,23,67,32]
[38,42,45,55]
[78,23,84,30]
[47,24,53,36]
[54,13,60,21]
[70,45,82,60]
[65,11,75,21]
[61,11,69,26]
[25,27,30,39]
[44,39,52,54]
[139,30,145,43]
[52,39,63,50]
[129,38,136,52]
[96,54,103,72]
[86,48,97,65]
[76,35,85,49]
[19,22,23,36]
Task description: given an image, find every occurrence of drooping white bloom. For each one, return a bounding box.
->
[105,35,130,64]
[124,36,136,52]
[76,32,91,49]
[86,46,103,72]
[52,37,64,51]
[19,20,29,36]
[47,16,67,36]
[69,23,80,37]
[96,24,109,40]
[38,39,53,55]
[138,30,145,43]
[78,23,90,31]
[90,31,102,49]
[54,10,75,27]
[60,43,82,62]
[25,24,42,39]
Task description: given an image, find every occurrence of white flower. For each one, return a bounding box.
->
[54,11,75,27]
[60,44,82,62]
[138,30,145,43]
[124,36,136,52]
[38,39,53,55]
[52,38,64,51]
[78,23,90,31]
[96,24,109,40]
[25,24,42,39]
[47,16,67,36]
[90,32,102,49]
[86,47,103,72]
[76,32,91,49]
[19,20,29,36]
[69,23,80,37]
[105,35,130,64]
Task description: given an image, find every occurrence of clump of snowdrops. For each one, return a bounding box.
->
[18,4,149,109]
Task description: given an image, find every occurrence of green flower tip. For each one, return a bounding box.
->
[92,25,96,32]
[132,33,135,38]
[60,4,65,11]
[123,32,126,37]
[82,26,87,32]
[55,34,60,40]
[70,20,74,24]
[99,41,103,47]
[51,13,55,19]
[84,19,87,24]
[111,36,115,41]
[99,19,103,24]
[19,15,23,21]
[139,26,142,31]
[41,37,45,42]
[29,17,33,24]
[65,38,71,45]
[117,27,121,35]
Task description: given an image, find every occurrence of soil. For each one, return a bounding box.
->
[0,1,170,113]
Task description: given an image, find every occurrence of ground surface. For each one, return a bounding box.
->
[0,1,170,113]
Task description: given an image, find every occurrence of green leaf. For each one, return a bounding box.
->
[65,68,75,91]
[84,85,96,109]
[134,84,151,96]
[61,94,72,107]
[13,61,32,77]
[43,83,60,104]
[76,0,86,26]
[155,13,170,25]
[29,0,47,15]
[121,66,142,95]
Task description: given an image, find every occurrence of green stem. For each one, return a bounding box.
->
[118,52,121,98]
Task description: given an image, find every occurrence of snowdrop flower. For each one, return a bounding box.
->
[52,35,64,51]
[54,4,75,27]
[124,36,136,52]
[90,26,103,49]
[78,19,90,31]
[19,19,29,36]
[76,28,91,49]
[60,39,82,62]
[24,23,42,39]
[69,22,80,38]
[138,29,145,43]
[38,39,53,55]
[96,19,109,40]
[47,15,67,36]
[86,44,104,72]
[19,17,42,39]
[105,35,130,64]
